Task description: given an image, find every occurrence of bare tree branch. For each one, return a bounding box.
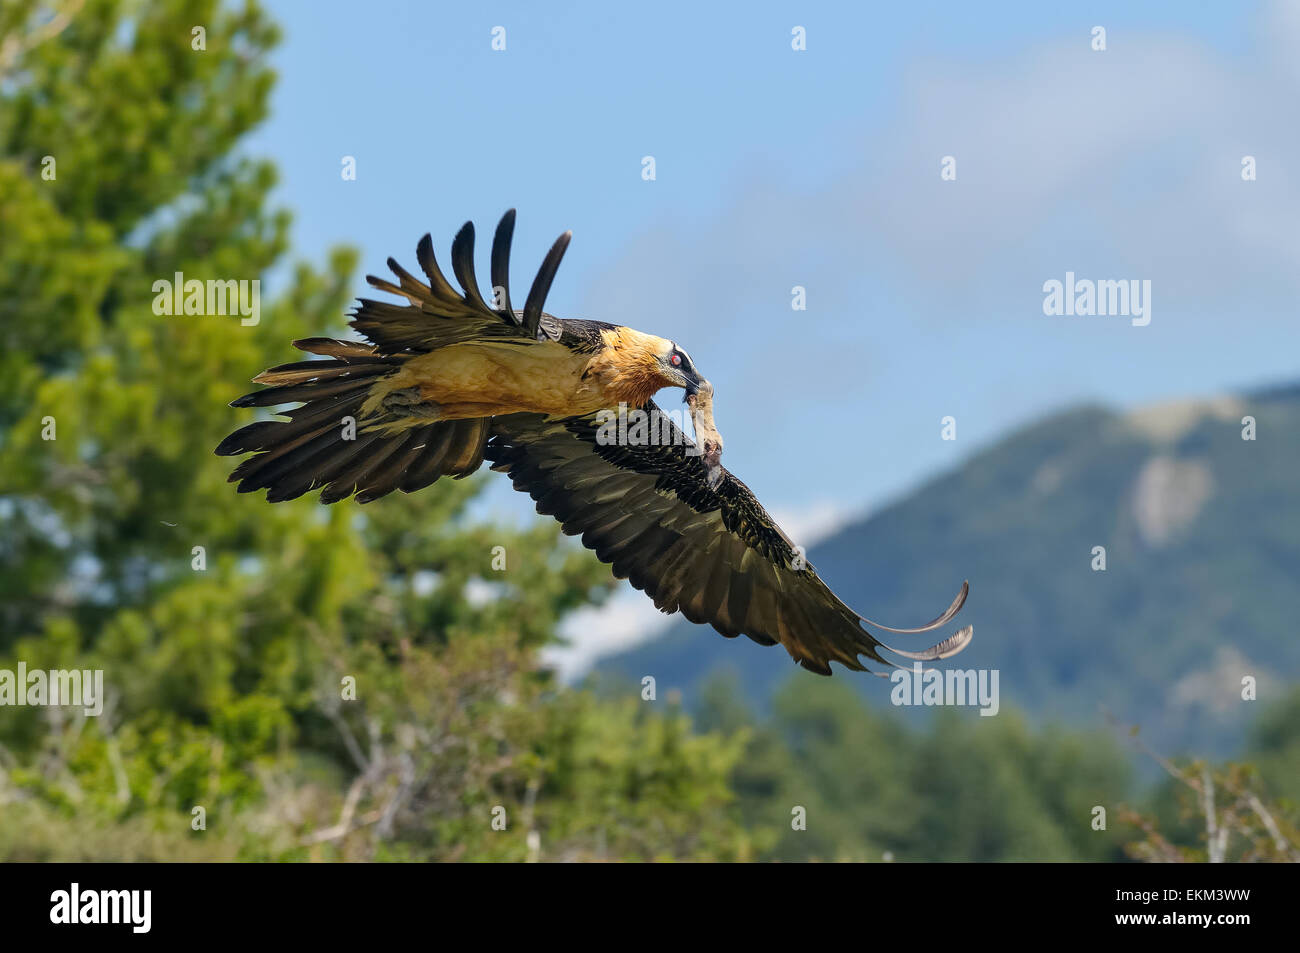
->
[0,0,86,75]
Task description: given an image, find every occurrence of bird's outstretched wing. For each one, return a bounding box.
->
[351,209,571,352]
[486,405,972,675]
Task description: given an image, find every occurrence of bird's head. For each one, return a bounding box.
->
[654,339,704,397]
[597,328,706,407]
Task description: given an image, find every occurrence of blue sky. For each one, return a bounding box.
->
[247,1,1300,673]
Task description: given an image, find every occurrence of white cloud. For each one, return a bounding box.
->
[769,498,858,549]
[544,584,674,683]
[590,20,1300,333]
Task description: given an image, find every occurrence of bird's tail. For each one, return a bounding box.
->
[215,337,489,503]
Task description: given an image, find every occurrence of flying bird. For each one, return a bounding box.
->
[215,211,972,676]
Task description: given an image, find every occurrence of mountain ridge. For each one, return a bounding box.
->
[595,383,1300,755]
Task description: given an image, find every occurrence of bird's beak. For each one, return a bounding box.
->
[683,371,702,399]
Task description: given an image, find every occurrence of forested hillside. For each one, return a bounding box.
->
[602,388,1300,757]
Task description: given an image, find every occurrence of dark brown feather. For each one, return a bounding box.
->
[491,209,516,320]
[521,231,571,342]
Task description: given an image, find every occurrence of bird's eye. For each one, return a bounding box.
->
[670,352,682,367]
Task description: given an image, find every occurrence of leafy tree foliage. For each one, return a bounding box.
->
[696,673,1132,862]
[0,0,748,861]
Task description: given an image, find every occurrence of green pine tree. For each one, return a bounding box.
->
[0,0,750,862]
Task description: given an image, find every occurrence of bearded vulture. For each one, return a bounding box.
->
[215,211,972,676]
